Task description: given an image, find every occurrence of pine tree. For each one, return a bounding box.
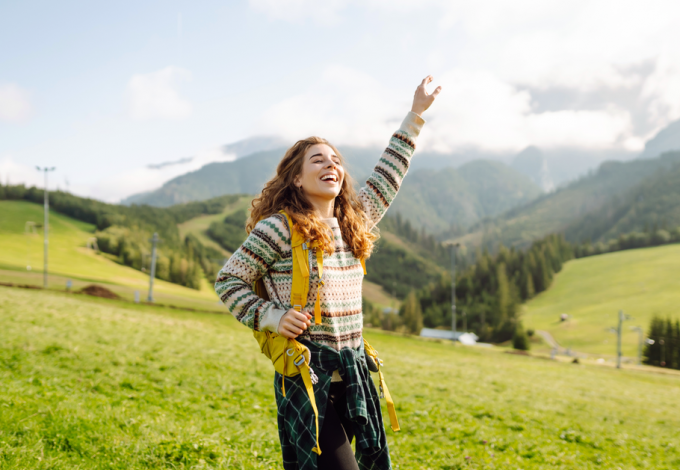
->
[643,316,664,366]
[525,268,535,300]
[400,291,423,334]
[496,263,511,326]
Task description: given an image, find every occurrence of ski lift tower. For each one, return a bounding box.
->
[35,166,56,288]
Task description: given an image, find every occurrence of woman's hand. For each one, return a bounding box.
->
[277,309,312,338]
[411,75,442,117]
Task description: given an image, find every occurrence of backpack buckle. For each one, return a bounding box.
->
[294,356,305,366]
[293,304,302,311]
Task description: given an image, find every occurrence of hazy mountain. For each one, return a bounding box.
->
[510,146,555,192]
[125,146,541,232]
[640,119,680,159]
[458,151,680,249]
[391,160,541,233]
[509,146,637,192]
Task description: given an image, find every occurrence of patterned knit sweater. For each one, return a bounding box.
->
[215,111,425,351]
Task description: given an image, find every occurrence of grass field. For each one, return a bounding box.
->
[523,244,680,358]
[0,200,226,311]
[2,287,679,469]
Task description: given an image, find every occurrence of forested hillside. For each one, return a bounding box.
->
[375,234,574,342]
[390,160,541,233]
[564,156,680,242]
[459,151,680,249]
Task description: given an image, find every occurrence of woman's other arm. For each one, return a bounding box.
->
[359,76,441,224]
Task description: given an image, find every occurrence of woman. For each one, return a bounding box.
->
[215,76,441,470]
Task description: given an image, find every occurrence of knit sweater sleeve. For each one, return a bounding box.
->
[214,215,289,332]
[358,111,425,224]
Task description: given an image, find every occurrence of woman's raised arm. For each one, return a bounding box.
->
[358,76,441,224]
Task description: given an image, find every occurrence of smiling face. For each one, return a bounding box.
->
[294,143,345,205]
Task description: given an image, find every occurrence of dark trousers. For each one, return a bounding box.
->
[317,381,359,470]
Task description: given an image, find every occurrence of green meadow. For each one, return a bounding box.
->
[0,200,224,311]
[523,244,680,358]
[2,287,679,469]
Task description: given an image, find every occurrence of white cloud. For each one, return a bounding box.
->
[0,155,44,187]
[0,84,32,122]
[250,0,680,153]
[249,0,347,23]
[257,65,634,153]
[255,65,404,147]
[126,67,192,120]
[641,54,680,130]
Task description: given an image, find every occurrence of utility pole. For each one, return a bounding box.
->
[147,233,161,302]
[36,166,56,288]
[611,310,631,369]
[450,242,460,338]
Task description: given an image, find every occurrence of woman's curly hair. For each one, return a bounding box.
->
[246,136,378,259]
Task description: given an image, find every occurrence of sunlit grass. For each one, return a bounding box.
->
[2,288,679,469]
[523,244,680,357]
[0,200,223,310]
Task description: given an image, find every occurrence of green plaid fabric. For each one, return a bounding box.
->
[274,339,392,470]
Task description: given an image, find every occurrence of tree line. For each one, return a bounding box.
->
[644,316,680,369]
[367,218,680,346]
[1,184,239,289]
[573,226,680,259]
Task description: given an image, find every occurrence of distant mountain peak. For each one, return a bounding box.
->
[511,146,555,192]
[640,119,680,159]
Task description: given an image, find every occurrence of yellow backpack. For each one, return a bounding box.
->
[253,211,399,455]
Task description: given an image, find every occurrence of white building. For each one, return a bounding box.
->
[420,328,479,345]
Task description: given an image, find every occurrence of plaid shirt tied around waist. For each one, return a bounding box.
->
[274,339,392,470]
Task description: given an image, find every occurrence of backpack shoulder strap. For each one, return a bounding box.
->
[279,211,312,314]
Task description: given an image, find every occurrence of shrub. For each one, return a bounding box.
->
[512,322,530,351]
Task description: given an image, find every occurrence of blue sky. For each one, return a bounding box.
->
[2,0,680,201]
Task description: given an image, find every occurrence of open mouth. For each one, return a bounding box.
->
[320,174,338,183]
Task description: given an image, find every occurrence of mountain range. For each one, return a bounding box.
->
[122,143,543,233]
[120,117,680,245]
[457,151,680,249]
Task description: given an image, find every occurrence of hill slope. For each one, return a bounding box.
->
[459,151,680,249]
[0,200,223,311]
[390,160,541,233]
[564,157,680,242]
[2,287,679,469]
[523,243,680,357]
